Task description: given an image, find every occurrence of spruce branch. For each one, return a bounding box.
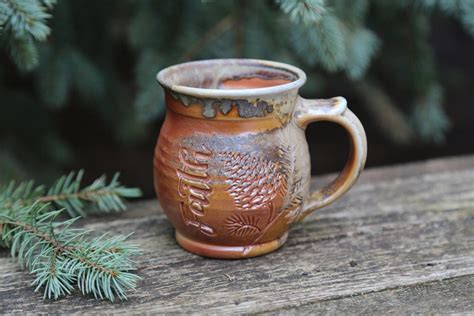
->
[278,0,326,25]
[6,33,39,70]
[40,0,56,9]
[0,1,7,29]
[290,13,347,71]
[345,28,380,79]
[331,0,369,28]
[68,50,106,103]
[133,50,165,122]
[36,47,72,108]
[1,0,51,40]
[412,0,474,37]
[279,0,344,70]
[0,202,141,301]
[0,170,142,218]
[280,0,380,77]
[44,170,142,217]
[0,170,143,300]
[458,1,474,36]
[410,84,450,143]
[0,0,55,70]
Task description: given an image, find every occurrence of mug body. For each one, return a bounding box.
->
[154,59,309,258]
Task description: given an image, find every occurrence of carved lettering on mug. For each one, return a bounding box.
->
[177,145,216,237]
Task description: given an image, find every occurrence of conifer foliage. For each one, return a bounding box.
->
[0,0,54,70]
[0,170,142,301]
[1,0,474,181]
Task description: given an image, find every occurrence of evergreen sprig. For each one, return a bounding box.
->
[0,202,141,301]
[412,0,474,36]
[0,170,142,218]
[0,0,55,70]
[410,84,450,143]
[281,0,380,76]
[2,0,474,182]
[278,0,326,25]
[0,171,143,300]
[36,47,106,109]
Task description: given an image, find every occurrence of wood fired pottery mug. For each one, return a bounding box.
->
[154,59,367,259]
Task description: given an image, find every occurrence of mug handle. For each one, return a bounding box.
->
[294,96,368,221]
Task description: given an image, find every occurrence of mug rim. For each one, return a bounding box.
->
[156,58,307,98]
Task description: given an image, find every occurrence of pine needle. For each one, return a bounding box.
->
[0,0,54,70]
[278,0,326,25]
[410,84,450,143]
[0,170,142,218]
[0,171,143,301]
[0,202,141,301]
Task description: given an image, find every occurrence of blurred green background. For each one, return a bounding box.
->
[1,0,473,198]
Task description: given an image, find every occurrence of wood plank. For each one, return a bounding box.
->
[312,154,474,186]
[264,275,474,315]
[0,156,473,313]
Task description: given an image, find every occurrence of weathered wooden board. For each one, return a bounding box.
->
[266,275,474,315]
[1,155,473,314]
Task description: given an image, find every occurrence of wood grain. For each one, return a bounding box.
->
[1,155,473,314]
[265,275,474,315]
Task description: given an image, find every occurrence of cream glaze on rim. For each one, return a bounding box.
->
[156,59,307,98]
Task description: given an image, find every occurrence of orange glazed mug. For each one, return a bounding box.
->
[154,59,367,259]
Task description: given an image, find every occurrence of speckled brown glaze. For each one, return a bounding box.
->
[154,59,367,259]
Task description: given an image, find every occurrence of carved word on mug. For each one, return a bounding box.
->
[176,145,216,237]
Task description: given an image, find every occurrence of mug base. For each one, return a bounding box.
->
[175,231,288,259]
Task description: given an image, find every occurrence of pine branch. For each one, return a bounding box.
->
[44,170,142,217]
[290,13,347,71]
[280,0,379,76]
[35,47,105,108]
[0,202,141,301]
[458,1,474,36]
[279,0,343,71]
[36,47,72,108]
[0,0,55,70]
[345,28,380,79]
[410,84,450,143]
[1,0,51,40]
[133,50,165,122]
[6,34,39,70]
[0,170,142,218]
[69,50,105,102]
[0,179,46,209]
[400,0,474,37]
[40,0,56,9]
[331,0,369,27]
[0,1,8,30]
[127,0,161,50]
[277,0,326,25]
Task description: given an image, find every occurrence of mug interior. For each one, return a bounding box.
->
[157,59,306,98]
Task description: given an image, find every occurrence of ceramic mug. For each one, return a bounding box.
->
[154,59,367,259]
